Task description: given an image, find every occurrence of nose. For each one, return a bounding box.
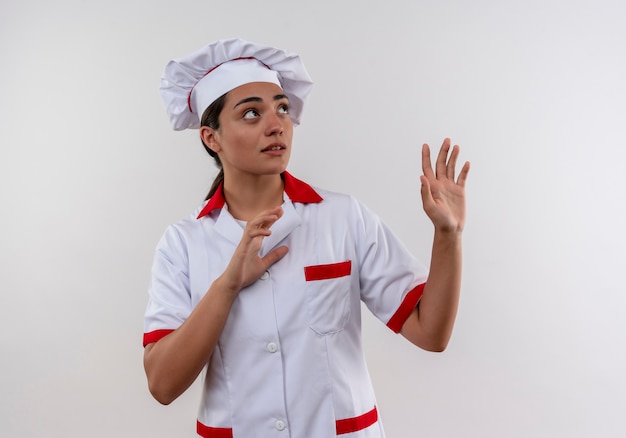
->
[265,112,285,136]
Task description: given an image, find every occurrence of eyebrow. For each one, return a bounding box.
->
[233,94,289,109]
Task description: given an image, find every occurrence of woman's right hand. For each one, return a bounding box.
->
[145,206,288,405]
[219,206,289,294]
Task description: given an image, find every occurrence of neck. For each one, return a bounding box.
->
[222,172,284,221]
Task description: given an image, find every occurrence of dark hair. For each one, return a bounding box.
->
[200,93,227,200]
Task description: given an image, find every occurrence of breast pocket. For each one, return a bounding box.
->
[304,260,352,335]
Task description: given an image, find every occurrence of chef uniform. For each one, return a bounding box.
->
[144,38,428,438]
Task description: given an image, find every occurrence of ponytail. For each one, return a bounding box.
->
[206,168,224,200]
[200,93,227,201]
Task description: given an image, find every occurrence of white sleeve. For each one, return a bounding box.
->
[143,224,192,345]
[352,198,429,332]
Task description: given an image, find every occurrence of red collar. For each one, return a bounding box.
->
[197,171,323,219]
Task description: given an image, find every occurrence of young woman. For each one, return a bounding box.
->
[143,38,470,438]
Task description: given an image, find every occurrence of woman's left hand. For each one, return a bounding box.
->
[420,138,470,233]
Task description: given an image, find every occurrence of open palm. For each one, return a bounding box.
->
[420,138,470,233]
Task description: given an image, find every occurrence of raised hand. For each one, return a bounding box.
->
[420,138,470,233]
[220,206,289,293]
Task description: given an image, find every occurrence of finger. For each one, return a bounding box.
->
[242,218,277,242]
[262,245,289,268]
[456,161,471,187]
[256,206,283,222]
[446,144,460,180]
[435,138,451,179]
[246,226,273,239]
[248,213,277,228]
[265,205,284,218]
[421,144,435,180]
[419,175,434,206]
[249,207,284,230]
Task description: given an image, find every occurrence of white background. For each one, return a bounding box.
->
[1,0,625,436]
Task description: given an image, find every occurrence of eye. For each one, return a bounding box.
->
[277,103,289,115]
[242,108,260,120]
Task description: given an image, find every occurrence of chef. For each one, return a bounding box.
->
[143,38,470,438]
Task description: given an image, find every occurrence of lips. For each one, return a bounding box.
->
[262,143,286,152]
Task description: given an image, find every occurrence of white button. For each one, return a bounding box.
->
[275,420,286,431]
[266,342,278,353]
[260,270,269,280]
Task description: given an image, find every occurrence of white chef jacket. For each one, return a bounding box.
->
[143,172,428,438]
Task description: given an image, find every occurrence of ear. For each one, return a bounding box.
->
[200,126,221,153]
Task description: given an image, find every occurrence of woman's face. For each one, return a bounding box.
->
[204,81,293,179]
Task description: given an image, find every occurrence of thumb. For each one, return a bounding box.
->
[420,175,433,204]
[261,245,289,269]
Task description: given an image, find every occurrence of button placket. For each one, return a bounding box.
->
[275,419,286,431]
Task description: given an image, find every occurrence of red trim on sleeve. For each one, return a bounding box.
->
[336,406,378,435]
[304,260,352,281]
[142,329,175,346]
[386,283,426,333]
[197,421,233,438]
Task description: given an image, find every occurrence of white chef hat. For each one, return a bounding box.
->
[160,38,314,131]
